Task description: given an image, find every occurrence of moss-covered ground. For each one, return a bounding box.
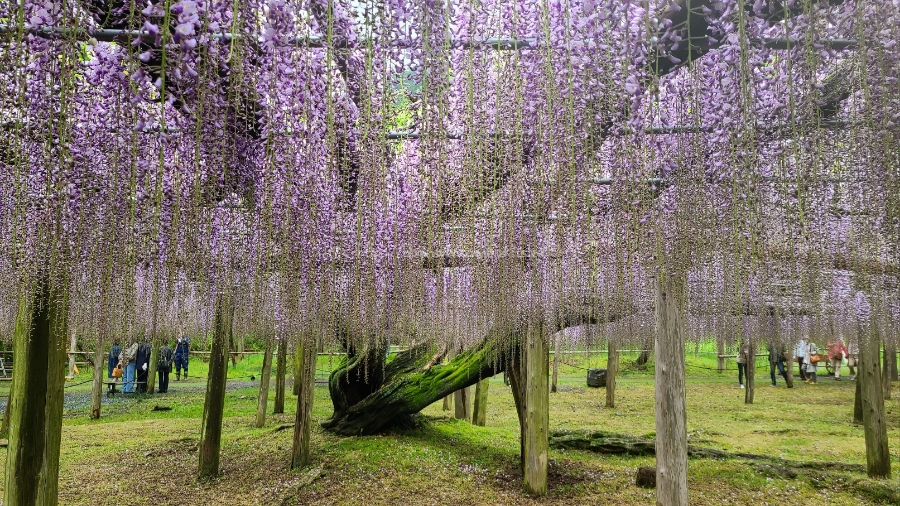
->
[0,348,899,505]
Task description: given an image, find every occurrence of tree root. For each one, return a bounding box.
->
[549,430,866,474]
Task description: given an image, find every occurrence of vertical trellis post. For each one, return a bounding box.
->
[274,338,287,414]
[291,333,317,469]
[90,343,104,419]
[198,291,233,480]
[472,378,490,426]
[744,338,756,404]
[521,317,549,496]
[606,341,619,408]
[255,333,274,428]
[859,328,890,478]
[654,274,688,506]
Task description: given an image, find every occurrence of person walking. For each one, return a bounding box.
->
[794,337,808,381]
[107,340,121,394]
[768,340,789,387]
[157,340,175,393]
[847,336,859,380]
[805,341,820,384]
[736,340,750,389]
[121,341,139,393]
[827,337,849,381]
[136,337,153,393]
[175,335,190,381]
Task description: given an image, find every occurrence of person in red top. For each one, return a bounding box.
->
[827,337,849,381]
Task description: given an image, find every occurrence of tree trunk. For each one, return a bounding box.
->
[881,342,892,400]
[854,378,863,424]
[274,339,287,414]
[0,394,10,439]
[454,386,471,421]
[472,378,489,426]
[198,292,233,481]
[654,275,688,506]
[888,338,898,381]
[291,335,317,469]
[859,332,890,478]
[255,335,274,428]
[717,339,725,373]
[293,343,303,396]
[147,337,159,395]
[606,342,619,408]
[4,276,68,506]
[442,395,452,411]
[744,340,756,404]
[551,336,559,393]
[520,320,549,496]
[90,345,104,419]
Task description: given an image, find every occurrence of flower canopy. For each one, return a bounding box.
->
[0,0,898,349]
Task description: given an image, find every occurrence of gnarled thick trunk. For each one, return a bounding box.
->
[5,276,68,506]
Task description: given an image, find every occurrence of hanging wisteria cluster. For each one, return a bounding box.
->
[0,0,898,354]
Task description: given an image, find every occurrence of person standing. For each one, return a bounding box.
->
[805,341,820,384]
[136,337,152,393]
[736,340,750,389]
[768,340,789,387]
[175,335,191,381]
[107,340,121,393]
[157,340,175,393]
[121,341,139,393]
[827,337,849,381]
[794,337,808,381]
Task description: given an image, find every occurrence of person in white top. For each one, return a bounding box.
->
[794,338,808,381]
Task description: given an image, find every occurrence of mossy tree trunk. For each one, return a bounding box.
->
[859,330,890,478]
[274,338,287,414]
[472,378,489,426]
[198,292,233,481]
[606,341,619,408]
[654,275,688,506]
[291,334,317,469]
[4,276,69,506]
[90,344,104,419]
[255,333,274,428]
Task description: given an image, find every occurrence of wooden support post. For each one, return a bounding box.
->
[66,331,77,379]
[255,334,274,428]
[744,339,756,405]
[274,338,287,414]
[442,395,452,411]
[606,341,619,408]
[291,335,316,469]
[882,341,893,400]
[854,378,863,424]
[90,344,104,419]
[5,276,68,506]
[551,336,559,393]
[0,394,10,439]
[654,275,688,506]
[454,386,471,421]
[472,378,489,426]
[522,319,549,496]
[716,340,725,373]
[859,330,891,478]
[293,343,303,396]
[198,292,233,481]
[147,337,159,394]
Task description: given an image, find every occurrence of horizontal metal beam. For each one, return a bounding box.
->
[1,25,857,52]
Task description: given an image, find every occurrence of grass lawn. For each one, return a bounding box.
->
[1,350,899,505]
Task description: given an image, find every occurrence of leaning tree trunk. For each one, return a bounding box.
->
[291,334,317,469]
[198,292,233,481]
[90,344,104,419]
[274,338,287,414]
[606,341,619,408]
[859,331,890,478]
[255,334,274,428]
[472,378,489,426]
[654,275,688,506]
[5,276,68,506]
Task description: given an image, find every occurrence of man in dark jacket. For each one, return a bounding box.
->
[768,340,789,387]
[135,337,153,393]
[175,335,190,380]
[157,340,175,393]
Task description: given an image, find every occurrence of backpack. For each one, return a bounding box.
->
[158,347,175,370]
